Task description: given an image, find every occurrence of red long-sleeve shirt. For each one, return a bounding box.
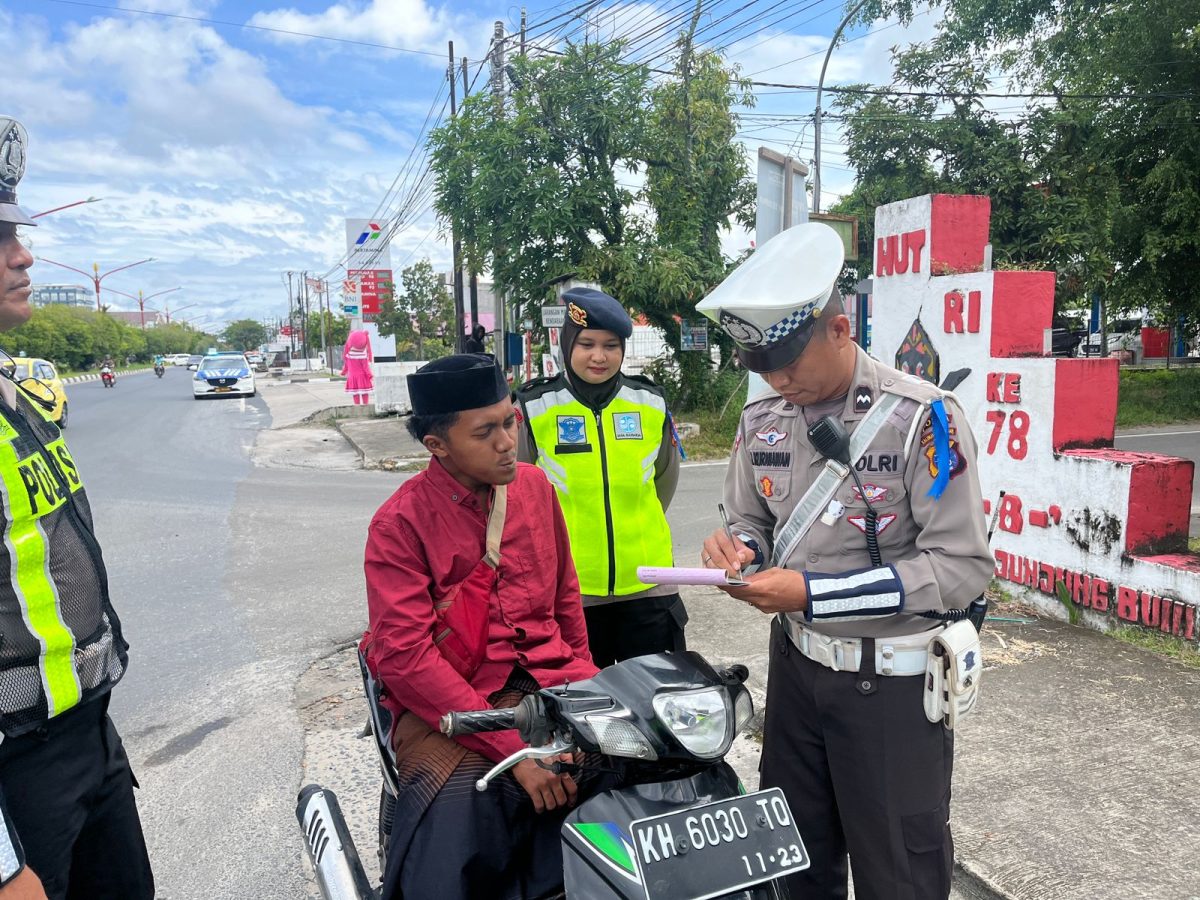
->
[365,459,597,763]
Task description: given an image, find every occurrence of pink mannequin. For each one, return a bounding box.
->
[341,329,374,405]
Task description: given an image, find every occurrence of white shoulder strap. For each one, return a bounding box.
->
[770,393,904,568]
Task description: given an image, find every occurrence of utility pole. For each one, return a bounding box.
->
[448,40,466,353]
[286,271,297,357]
[520,7,526,56]
[301,271,311,369]
[318,278,330,372]
[462,55,480,336]
[491,21,507,370]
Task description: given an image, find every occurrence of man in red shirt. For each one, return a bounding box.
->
[365,354,600,900]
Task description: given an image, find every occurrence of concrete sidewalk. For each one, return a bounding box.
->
[260,386,1200,898]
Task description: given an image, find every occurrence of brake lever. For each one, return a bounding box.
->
[474,736,576,792]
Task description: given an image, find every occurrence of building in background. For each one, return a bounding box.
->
[106,310,164,328]
[32,284,92,308]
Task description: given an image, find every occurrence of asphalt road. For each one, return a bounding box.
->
[63,368,399,898]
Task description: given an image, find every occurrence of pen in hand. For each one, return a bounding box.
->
[718,503,740,572]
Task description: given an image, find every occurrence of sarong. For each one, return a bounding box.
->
[381,671,615,900]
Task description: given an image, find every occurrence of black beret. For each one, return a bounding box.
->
[407,354,508,415]
[562,287,633,339]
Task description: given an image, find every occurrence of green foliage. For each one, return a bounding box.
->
[849,0,1200,325]
[222,319,268,351]
[3,307,212,369]
[374,259,454,360]
[1116,367,1200,427]
[429,37,754,403]
[1055,579,1080,625]
[304,310,351,354]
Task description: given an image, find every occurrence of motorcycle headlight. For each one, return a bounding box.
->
[652,687,731,759]
[585,715,657,760]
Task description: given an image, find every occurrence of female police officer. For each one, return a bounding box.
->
[515,287,685,666]
[698,224,993,900]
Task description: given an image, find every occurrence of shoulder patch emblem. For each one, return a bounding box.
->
[758,475,774,498]
[754,428,788,447]
[854,385,873,413]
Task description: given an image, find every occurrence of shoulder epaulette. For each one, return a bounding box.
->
[880,372,944,406]
[514,374,564,399]
[621,372,667,397]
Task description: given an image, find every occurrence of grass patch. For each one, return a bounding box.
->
[1117,368,1200,428]
[676,404,743,461]
[1109,626,1200,669]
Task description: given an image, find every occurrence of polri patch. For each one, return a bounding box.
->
[854,451,902,475]
[758,475,774,498]
[557,415,587,444]
[853,385,873,413]
[612,411,642,440]
[853,483,890,503]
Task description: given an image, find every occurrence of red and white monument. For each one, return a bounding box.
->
[871,194,1198,642]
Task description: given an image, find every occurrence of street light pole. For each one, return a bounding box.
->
[164,302,196,325]
[36,256,156,312]
[106,286,181,329]
[813,0,869,214]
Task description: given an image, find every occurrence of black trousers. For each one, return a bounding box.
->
[583,593,688,668]
[0,695,154,899]
[760,620,953,900]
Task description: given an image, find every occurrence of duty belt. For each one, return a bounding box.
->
[782,617,937,677]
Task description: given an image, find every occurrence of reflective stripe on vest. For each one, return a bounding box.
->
[524,383,673,596]
[0,421,84,718]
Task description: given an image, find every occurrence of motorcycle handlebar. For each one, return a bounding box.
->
[441,708,519,737]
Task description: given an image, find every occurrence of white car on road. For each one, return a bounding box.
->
[192,353,256,399]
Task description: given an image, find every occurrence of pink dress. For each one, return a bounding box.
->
[341,330,374,401]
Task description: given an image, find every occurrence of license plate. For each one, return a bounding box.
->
[631,787,808,900]
[214,387,233,392]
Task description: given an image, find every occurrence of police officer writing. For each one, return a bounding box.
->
[698,224,992,899]
[0,118,154,899]
[516,287,685,666]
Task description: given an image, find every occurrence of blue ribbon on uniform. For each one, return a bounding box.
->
[927,398,951,501]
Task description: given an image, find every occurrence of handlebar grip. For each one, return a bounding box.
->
[441,708,519,737]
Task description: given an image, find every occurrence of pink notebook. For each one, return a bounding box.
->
[636,566,748,587]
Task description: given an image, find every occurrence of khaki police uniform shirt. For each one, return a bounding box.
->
[724,344,994,639]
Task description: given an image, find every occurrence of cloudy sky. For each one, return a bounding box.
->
[3,0,942,331]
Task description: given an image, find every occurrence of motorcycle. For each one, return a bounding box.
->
[154,362,165,378]
[298,651,805,900]
[100,366,115,388]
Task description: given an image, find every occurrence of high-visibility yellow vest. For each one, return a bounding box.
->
[518,376,673,596]
[0,389,127,736]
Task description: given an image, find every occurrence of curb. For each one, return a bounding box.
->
[954,859,1015,900]
[63,367,155,385]
[333,420,426,472]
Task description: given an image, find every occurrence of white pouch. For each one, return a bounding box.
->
[923,620,982,729]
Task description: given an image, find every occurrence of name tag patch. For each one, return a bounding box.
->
[613,411,643,440]
[750,450,791,468]
[557,415,587,445]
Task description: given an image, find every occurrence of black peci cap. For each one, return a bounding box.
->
[407,354,508,416]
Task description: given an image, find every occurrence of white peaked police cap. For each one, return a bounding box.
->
[696,222,844,373]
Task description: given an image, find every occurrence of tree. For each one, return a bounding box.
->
[305,310,350,355]
[429,36,755,408]
[374,259,454,360]
[853,0,1200,325]
[222,319,268,351]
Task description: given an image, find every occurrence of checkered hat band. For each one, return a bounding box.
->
[762,301,818,343]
